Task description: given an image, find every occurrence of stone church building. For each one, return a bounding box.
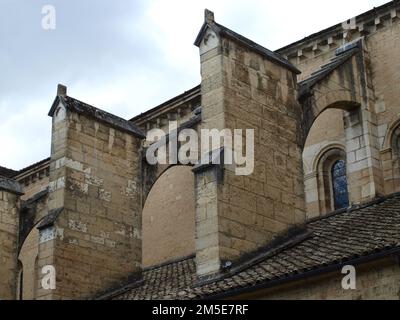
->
[0,1,400,300]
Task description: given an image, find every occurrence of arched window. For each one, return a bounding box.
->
[393,133,400,155]
[331,160,349,210]
[389,124,400,193]
[390,124,400,157]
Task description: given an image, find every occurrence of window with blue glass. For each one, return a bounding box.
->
[331,160,349,210]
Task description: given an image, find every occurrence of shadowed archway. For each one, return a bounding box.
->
[142,165,196,268]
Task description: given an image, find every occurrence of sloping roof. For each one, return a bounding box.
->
[0,176,23,195]
[48,96,146,139]
[107,192,400,300]
[194,11,300,75]
[0,166,18,178]
[276,0,400,55]
[298,45,361,99]
[130,85,201,122]
[14,157,50,178]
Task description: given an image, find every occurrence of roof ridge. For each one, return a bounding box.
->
[194,11,300,74]
[0,165,18,178]
[48,95,146,139]
[306,191,400,225]
[130,84,201,122]
[15,157,50,176]
[213,21,301,74]
[276,0,400,54]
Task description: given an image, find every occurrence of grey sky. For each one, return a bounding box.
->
[0,0,389,169]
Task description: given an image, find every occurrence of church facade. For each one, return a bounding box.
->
[0,1,399,300]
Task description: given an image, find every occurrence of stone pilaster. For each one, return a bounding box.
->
[37,85,145,299]
[194,11,305,277]
[0,177,22,300]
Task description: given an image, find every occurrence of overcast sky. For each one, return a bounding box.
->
[0,0,389,170]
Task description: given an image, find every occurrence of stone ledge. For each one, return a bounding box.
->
[48,95,146,139]
[0,176,23,195]
[192,147,224,174]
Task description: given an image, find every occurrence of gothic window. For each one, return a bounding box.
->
[394,133,400,155]
[331,160,349,210]
[391,125,400,157]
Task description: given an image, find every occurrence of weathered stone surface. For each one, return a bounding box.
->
[0,189,20,299]
[0,177,23,195]
[36,100,144,300]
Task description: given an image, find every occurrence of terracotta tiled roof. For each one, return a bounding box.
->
[107,192,400,300]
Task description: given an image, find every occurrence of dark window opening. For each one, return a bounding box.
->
[332,160,349,210]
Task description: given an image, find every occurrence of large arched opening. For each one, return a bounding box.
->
[18,223,40,300]
[142,165,196,268]
[302,105,352,218]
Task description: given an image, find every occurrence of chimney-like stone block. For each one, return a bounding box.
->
[39,88,144,299]
[194,11,305,277]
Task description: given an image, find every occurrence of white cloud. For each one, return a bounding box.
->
[0,0,390,169]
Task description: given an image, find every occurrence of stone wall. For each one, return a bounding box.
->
[237,258,400,300]
[368,18,400,195]
[0,181,21,299]
[20,176,49,202]
[16,164,50,202]
[302,109,346,217]
[291,5,400,218]
[195,17,306,277]
[219,38,305,261]
[36,97,143,299]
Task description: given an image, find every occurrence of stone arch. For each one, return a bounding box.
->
[141,120,201,203]
[302,98,361,147]
[142,162,195,203]
[391,127,400,156]
[18,221,40,300]
[300,51,365,146]
[315,147,348,212]
[313,144,347,173]
[381,118,400,194]
[304,143,348,218]
[142,165,196,268]
[314,94,361,116]
[383,117,400,152]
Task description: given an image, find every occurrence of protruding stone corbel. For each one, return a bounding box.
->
[192,147,225,183]
[0,177,23,195]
